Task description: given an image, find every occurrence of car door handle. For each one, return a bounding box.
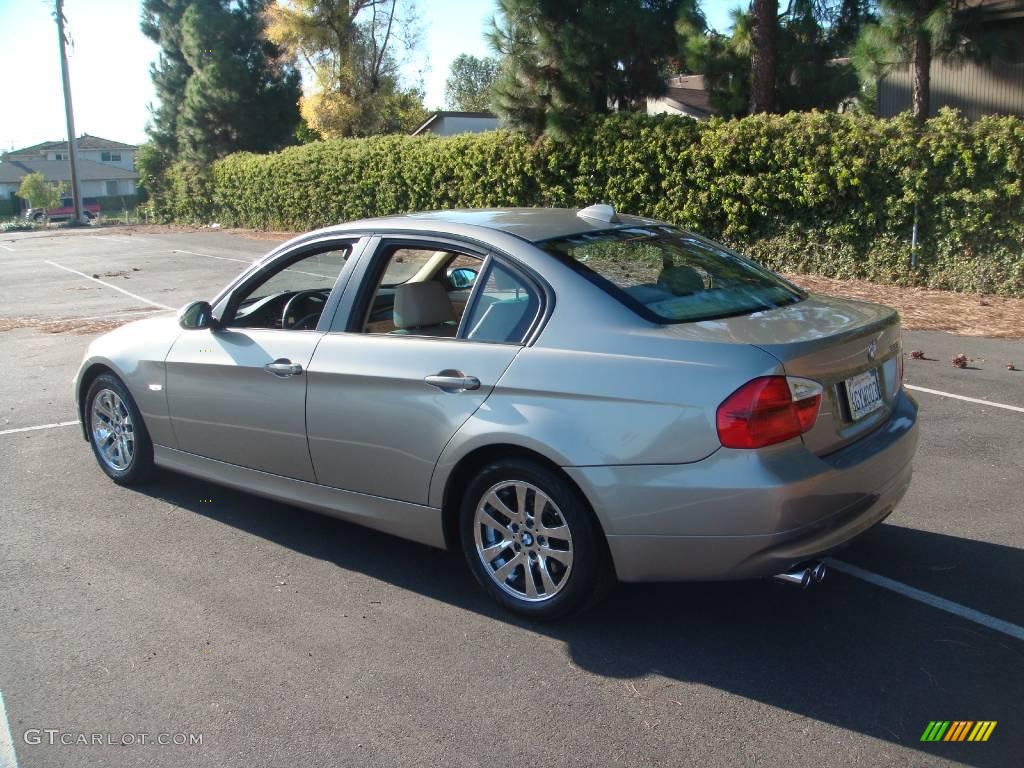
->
[425,370,480,392]
[264,359,303,377]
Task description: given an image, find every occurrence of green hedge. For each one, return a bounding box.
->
[149,110,1024,296]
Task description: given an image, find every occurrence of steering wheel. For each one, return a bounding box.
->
[281,289,328,330]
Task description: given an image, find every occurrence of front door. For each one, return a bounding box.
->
[165,242,355,481]
[306,241,544,504]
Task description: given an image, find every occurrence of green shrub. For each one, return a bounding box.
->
[150,109,1024,296]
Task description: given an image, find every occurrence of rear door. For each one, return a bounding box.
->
[306,238,545,504]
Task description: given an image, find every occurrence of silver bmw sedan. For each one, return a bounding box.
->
[75,206,919,619]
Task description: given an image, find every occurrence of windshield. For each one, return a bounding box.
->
[540,226,804,323]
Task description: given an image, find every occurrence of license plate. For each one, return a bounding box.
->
[845,368,884,421]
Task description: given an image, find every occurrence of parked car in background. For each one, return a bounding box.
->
[26,196,100,222]
[74,206,919,620]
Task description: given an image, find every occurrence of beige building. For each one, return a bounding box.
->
[0,135,139,198]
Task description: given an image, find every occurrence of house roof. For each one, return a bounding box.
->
[961,0,1024,20]
[0,163,25,183]
[7,134,137,155]
[411,111,499,136]
[660,75,715,118]
[0,158,138,184]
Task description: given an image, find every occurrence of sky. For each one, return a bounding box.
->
[0,0,740,152]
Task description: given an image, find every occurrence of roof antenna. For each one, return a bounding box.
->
[577,204,619,224]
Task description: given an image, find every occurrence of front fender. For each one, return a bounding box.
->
[74,315,181,446]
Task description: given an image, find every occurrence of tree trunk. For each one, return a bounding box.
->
[750,0,778,114]
[911,1,932,123]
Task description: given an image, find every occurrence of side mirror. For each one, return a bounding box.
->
[448,267,478,290]
[178,300,217,330]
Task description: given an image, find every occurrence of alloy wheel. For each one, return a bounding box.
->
[90,388,135,471]
[473,480,574,602]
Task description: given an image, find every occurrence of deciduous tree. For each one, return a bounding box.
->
[265,0,427,138]
[444,54,500,112]
[17,173,65,221]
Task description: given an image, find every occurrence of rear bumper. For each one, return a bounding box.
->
[565,389,919,582]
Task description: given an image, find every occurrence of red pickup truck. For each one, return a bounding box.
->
[26,196,101,222]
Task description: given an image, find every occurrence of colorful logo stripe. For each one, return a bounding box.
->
[920,721,996,742]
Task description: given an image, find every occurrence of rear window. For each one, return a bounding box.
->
[539,226,804,323]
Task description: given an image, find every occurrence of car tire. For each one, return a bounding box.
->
[85,373,154,486]
[32,213,44,223]
[459,458,612,620]
[83,211,94,221]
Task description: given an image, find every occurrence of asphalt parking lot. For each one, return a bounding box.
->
[1,226,1022,768]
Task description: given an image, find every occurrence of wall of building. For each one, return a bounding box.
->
[878,55,1024,120]
[43,148,134,170]
[430,116,499,136]
[0,178,136,199]
[646,98,706,119]
[79,179,136,196]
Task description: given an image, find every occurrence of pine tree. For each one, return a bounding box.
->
[677,1,872,118]
[142,0,301,162]
[750,0,778,113]
[488,0,697,137]
[141,0,193,156]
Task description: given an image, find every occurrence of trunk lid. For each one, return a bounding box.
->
[662,294,902,455]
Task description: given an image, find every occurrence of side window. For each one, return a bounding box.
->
[463,261,541,344]
[359,246,483,337]
[224,246,350,331]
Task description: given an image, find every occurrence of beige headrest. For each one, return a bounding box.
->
[394,281,455,330]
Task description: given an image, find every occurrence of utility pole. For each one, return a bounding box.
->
[55,0,83,224]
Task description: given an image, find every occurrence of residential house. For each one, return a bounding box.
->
[0,134,139,200]
[646,75,716,119]
[411,111,500,137]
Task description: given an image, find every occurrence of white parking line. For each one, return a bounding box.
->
[173,249,329,278]
[905,384,1024,413]
[0,420,79,437]
[174,248,252,264]
[0,691,18,768]
[90,235,137,244]
[74,309,168,321]
[44,260,174,310]
[0,245,14,252]
[826,558,1024,642]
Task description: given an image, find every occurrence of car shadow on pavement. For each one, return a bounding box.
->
[145,472,1024,768]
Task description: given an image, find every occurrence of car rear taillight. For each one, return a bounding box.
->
[716,376,823,449]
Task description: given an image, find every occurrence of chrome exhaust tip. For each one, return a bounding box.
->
[772,568,812,588]
[772,561,826,588]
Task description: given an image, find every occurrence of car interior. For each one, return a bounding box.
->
[222,241,540,345]
[225,247,352,331]
[362,246,542,344]
[361,248,481,335]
